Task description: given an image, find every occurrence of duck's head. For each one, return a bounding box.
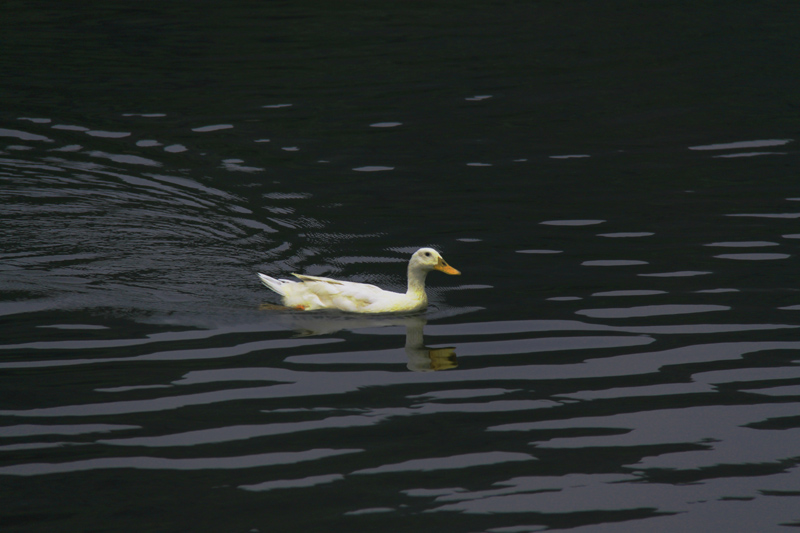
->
[411,248,461,275]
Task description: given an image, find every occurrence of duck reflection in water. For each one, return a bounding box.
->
[259,309,457,372]
[402,315,457,372]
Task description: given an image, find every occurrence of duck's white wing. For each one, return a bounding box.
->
[291,274,393,311]
[292,274,344,285]
[292,274,382,291]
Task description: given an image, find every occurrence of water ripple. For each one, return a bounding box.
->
[0,448,361,476]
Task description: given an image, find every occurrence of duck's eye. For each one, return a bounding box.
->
[424,252,431,257]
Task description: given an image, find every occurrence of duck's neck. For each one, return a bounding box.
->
[406,265,429,305]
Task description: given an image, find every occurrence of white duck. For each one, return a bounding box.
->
[257,248,460,313]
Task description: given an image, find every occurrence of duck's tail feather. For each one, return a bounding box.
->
[257,273,292,296]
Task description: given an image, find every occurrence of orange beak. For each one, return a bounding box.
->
[435,257,461,275]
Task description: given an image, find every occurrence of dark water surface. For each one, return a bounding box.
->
[3,3,800,532]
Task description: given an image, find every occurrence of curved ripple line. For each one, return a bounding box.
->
[540,219,605,226]
[0,424,139,437]
[638,271,711,277]
[695,365,800,385]
[104,400,558,448]
[714,253,790,260]
[598,232,654,238]
[592,290,667,297]
[0,448,362,477]
[101,415,382,447]
[0,338,341,369]
[727,213,800,219]
[352,451,535,475]
[705,241,779,247]
[0,323,285,351]
[576,304,729,319]
[419,319,797,336]
[240,473,344,492]
[284,336,654,365]
[582,260,648,266]
[490,402,800,438]
[454,335,654,357]
[689,139,792,150]
[0,128,53,142]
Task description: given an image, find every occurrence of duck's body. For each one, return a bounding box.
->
[257,248,460,313]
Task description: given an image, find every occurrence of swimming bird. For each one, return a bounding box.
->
[257,248,460,313]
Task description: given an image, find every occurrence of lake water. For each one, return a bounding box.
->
[3,3,800,532]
